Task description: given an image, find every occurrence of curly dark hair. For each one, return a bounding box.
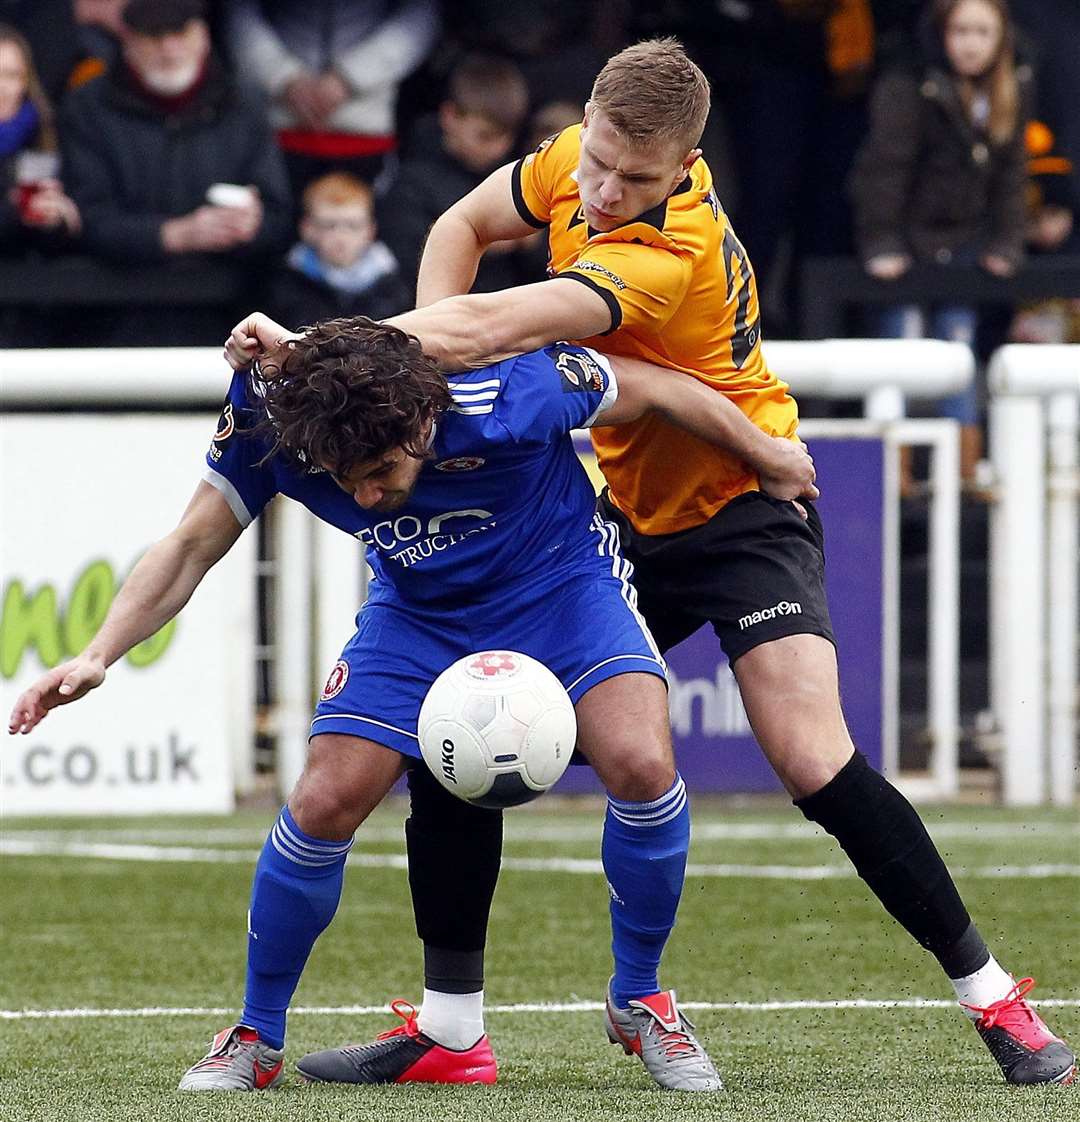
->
[248,317,452,477]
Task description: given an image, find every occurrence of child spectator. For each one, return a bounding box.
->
[850,0,1031,483]
[0,23,81,253]
[378,52,530,296]
[267,171,409,325]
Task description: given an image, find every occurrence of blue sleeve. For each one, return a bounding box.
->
[495,345,617,444]
[202,371,279,527]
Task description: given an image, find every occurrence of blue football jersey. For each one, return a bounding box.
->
[204,344,618,606]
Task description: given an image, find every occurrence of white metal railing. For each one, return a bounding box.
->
[1,341,974,802]
[988,345,1080,806]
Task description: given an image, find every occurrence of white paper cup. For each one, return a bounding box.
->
[206,182,257,208]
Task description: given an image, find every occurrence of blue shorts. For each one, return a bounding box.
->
[310,526,666,758]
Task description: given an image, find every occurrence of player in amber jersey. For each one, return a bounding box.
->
[513,120,797,536]
[227,39,1075,1092]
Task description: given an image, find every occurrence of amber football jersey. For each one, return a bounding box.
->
[512,124,800,536]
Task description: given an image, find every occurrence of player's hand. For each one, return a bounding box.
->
[7,656,107,735]
[866,253,912,281]
[224,312,301,371]
[758,436,819,503]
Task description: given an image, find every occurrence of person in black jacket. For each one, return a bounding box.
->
[58,0,291,343]
[267,171,409,326]
[850,0,1031,483]
[61,0,290,266]
[377,52,532,298]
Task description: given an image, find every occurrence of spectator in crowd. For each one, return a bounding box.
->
[683,0,873,335]
[378,52,532,296]
[59,0,291,343]
[68,0,129,86]
[1008,117,1078,345]
[0,23,80,251]
[266,171,409,326]
[225,0,440,199]
[0,1,81,104]
[0,20,80,345]
[1010,0,1080,235]
[850,0,1030,484]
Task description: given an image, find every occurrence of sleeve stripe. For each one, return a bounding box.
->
[555,272,623,335]
[202,466,254,528]
[581,349,619,427]
[510,158,548,229]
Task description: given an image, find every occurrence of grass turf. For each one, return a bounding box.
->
[1,802,1077,1121]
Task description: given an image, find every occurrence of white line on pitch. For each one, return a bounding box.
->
[3,838,1080,879]
[3,997,1079,1022]
[4,821,1077,845]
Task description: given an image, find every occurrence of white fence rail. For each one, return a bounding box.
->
[5,340,1073,806]
[988,346,1080,806]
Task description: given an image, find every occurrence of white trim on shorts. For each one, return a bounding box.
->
[588,511,666,669]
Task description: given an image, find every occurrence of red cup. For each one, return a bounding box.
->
[16,181,46,221]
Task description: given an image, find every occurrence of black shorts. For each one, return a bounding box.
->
[597,489,835,665]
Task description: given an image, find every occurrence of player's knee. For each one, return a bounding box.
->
[289,752,366,839]
[603,746,676,803]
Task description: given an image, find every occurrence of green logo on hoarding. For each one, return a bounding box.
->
[1,559,176,679]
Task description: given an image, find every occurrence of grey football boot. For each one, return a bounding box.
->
[178,1025,285,1091]
[604,980,723,1091]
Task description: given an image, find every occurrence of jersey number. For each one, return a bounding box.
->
[721,228,760,370]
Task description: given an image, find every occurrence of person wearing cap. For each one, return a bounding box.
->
[59,0,292,341]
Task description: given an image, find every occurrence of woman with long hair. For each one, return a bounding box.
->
[0,22,81,244]
[850,0,1030,484]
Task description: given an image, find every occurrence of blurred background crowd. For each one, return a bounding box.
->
[1,1,1077,399]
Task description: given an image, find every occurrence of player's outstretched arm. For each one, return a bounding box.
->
[597,354,819,503]
[415,163,538,307]
[387,278,612,371]
[7,483,243,735]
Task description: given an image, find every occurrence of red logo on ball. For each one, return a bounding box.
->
[465,652,521,679]
[321,660,350,700]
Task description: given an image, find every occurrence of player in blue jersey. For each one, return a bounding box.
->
[9,317,819,1093]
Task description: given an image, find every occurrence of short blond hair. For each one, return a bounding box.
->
[301,172,373,213]
[589,37,710,154]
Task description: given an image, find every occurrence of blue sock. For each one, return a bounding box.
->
[603,774,690,1009]
[241,805,353,1048]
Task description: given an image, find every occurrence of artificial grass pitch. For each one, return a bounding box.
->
[1,802,1077,1121]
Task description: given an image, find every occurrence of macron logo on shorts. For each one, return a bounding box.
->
[738,600,803,631]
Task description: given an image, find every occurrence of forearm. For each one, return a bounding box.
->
[389,277,610,371]
[414,209,489,306]
[84,534,216,666]
[387,291,530,369]
[608,354,781,469]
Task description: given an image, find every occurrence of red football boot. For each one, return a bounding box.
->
[963,977,1076,1085]
[296,999,498,1085]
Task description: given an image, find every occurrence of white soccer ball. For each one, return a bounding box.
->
[418,650,577,809]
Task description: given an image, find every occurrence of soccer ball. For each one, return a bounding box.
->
[418,650,577,809]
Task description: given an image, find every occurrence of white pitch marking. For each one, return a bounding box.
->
[2,997,1079,1022]
[3,838,1080,879]
[4,820,1077,847]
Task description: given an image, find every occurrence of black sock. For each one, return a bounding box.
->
[795,751,987,975]
[404,764,503,991]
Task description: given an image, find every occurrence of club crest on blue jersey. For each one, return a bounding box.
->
[551,346,605,394]
[321,660,349,701]
[434,456,486,472]
[209,401,235,462]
